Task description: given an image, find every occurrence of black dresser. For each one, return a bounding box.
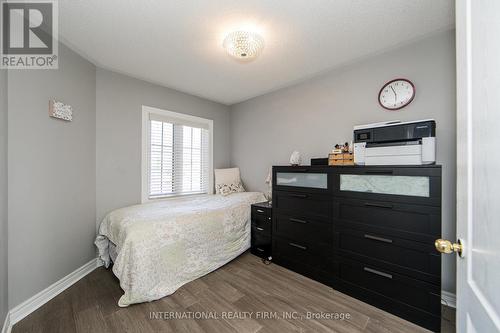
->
[271,165,442,332]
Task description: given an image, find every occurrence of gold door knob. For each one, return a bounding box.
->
[435,239,463,256]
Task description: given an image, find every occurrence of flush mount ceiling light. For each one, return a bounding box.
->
[223,31,264,61]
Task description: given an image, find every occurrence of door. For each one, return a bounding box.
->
[453,0,500,332]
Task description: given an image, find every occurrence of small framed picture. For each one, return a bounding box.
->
[49,100,72,121]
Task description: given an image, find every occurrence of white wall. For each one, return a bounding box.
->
[4,49,232,311]
[95,69,231,223]
[230,30,457,293]
[7,44,97,308]
[0,69,8,324]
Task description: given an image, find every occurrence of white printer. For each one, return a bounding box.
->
[353,119,436,165]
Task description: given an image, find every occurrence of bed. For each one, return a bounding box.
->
[95,191,266,307]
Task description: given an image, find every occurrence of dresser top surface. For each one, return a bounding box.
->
[273,164,442,169]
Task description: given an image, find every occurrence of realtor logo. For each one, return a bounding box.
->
[1,0,58,69]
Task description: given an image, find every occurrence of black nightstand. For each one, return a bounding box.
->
[250,202,272,260]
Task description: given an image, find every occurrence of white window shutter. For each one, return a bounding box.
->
[148,118,209,198]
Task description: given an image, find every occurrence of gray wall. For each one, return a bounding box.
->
[0,69,8,323]
[96,69,231,222]
[230,30,457,293]
[7,44,97,307]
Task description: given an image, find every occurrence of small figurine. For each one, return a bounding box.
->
[332,142,352,154]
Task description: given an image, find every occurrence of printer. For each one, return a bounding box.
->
[353,119,436,165]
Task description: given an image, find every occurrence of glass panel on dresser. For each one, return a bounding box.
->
[339,174,430,197]
[276,172,328,189]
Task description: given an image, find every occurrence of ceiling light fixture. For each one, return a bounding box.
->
[223,31,264,61]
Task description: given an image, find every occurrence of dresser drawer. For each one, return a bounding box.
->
[334,198,440,242]
[272,235,331,272]
[333,167,441,206]
[274,213,332,245]
[273,166,331,194]
[335,228,440,280]
[336,257,441,314]
[273,191,332,220]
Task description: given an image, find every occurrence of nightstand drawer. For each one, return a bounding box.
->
[274,213,332,245]
[252,224,271,238]
[251,229,271,259]
[252,205,270,217]
[252,210,272,233]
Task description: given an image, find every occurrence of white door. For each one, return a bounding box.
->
[454,0,500,332]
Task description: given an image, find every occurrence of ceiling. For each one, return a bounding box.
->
[59,0,454,105]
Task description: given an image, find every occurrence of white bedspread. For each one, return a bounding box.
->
[95,192,266,307]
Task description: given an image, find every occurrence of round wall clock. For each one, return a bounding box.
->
[378,78,415,110]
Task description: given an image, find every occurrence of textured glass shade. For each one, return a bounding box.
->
[223,31,264,61]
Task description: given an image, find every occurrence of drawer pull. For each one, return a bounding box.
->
[290,194,308,199]
[364,234,393,243]
[256,247,265,252]
[256,209,265,213]
[256,227,264,231]
[364,202,393,209]
[289,242,307,250]
[289,218,308,224]
[363,267,393,279]
[365,170,394,175]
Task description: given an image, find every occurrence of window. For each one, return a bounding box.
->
[142,106,213,201]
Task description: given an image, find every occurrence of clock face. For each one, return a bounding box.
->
[378,79,415,110]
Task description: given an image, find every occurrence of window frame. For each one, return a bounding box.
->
[141,105,214,203]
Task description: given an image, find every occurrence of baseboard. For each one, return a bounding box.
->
[1,312,10,333]
[7,258,102,330]
[441,290,456,308]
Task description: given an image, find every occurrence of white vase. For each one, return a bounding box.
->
[289,151,302,166]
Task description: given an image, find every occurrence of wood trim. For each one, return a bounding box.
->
[441,290,457,308]
[1,312,10,333]
[7,258,102,329]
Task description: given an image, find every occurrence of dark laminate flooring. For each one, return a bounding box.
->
[12,252,456,333]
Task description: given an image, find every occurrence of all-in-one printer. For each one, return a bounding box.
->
[353,119,436,165]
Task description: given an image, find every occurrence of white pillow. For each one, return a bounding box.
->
[217,182,245,196]
[214,168,244,194]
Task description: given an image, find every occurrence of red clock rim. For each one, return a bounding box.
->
[378,78,415,111]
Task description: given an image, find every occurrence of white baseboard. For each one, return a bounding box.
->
[441,290,456,308]
[4,258,102,332]
[1,312,10,333]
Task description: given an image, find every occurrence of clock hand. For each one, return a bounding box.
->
[390,86,397,102]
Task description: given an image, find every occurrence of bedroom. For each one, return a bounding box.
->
[1,0,499,332]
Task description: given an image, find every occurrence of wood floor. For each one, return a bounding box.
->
[12,252,455,333]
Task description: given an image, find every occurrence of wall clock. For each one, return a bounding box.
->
[378,78,415,110]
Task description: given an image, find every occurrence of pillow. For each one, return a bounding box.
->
[214,167,245,195]
[216,182,245,196]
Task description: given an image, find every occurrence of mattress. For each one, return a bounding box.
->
[95,192,266,306]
